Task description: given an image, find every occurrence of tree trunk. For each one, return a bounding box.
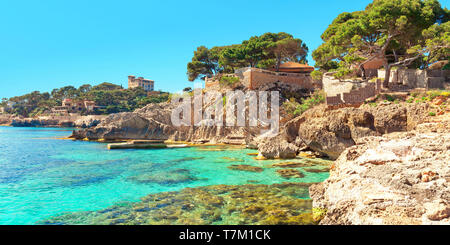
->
[276,57,281,72]
[359,65,366,79]
[383,63,391,89]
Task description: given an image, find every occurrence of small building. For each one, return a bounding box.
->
[52,99,96,114]
[270,62,315,73]
[205,62,318,90]
[355,57,387,78]
[83,100,96,111]
[128,75,154,92]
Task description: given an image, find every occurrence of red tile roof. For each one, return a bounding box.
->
[279,62,313,69]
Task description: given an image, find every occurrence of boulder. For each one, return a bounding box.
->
[257,136,299,159]
[309,118,450,224]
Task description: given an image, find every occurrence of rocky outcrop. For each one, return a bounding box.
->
[70,100,263,144]
[309,117,450,224]
[10,115,106,128]
[259,102,429,160]
[256,135,300,159]
[11,118,61,127]
[0,114,14,125]
[73,116,104,128]
[72,103,177,140]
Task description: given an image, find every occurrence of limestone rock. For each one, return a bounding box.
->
[276,169,305,179]
[281,103,428,159]
[309,118,450,224]
[257,136,299,159]
[73,116,104,128]
[227,165,264,172]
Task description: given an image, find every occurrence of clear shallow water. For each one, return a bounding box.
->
[0,126,330,225]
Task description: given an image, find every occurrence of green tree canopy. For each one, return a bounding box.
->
[187,32,309,81]
[187,46,224,81]
[312,0,449,86]
[92,82,123,91]
[3,83,169,117]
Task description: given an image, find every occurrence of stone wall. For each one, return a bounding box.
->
[326,79,382,106]
[378,69,449,89]
[247,68,315,90]
[205,68,317,91]
[322,74,355,97]
[204,77,220,90]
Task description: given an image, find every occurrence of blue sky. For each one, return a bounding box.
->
[0,0,448,98]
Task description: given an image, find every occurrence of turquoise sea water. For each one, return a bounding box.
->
[0,126,330,225]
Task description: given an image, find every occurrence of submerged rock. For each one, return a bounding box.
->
[271,161,312,168]
[227,165,263,172]
[276,169,305,179]
[39,183,318,225]
[309,118,450,225]
[127,169,198,185]
[304,168,330,173]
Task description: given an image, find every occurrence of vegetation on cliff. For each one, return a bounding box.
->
[282,90,325,118]
[187,32,309,81]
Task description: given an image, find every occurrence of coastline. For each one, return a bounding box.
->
[0,125,332,224]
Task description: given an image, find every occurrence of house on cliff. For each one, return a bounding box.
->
[128,75,154,92]
[51,99,97,115]
[205,62,319,90]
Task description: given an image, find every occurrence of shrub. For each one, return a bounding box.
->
[311,70,323,81]
[384,94,395,102]
[219,76,240,86]
[426,90,441,100]
[406,97,414,103]
[428,112,436,116]
[421,96,430,102]
[282,90,325,117]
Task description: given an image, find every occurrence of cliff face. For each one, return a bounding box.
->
[70,101,263,144]
[260,103,429,160]
[72,102,178,140]
[71,84,313,144]
[9,115,105,128]
[0,114,15,125]
[309,116,450,224]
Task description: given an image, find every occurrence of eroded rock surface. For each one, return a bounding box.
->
[259,103,429,160]
[309,118,450,225]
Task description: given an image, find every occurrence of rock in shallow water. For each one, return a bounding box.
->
[227,165,263,172]
[38,183,318,225]
[276,169,305,179]
[257,136,299,159]
[127,169,198,185]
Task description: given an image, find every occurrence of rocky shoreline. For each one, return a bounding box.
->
[22,89,449,225]
[309,115,450,224]
[0,115,106,128]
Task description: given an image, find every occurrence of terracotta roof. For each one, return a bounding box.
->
[279,62,313,69]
